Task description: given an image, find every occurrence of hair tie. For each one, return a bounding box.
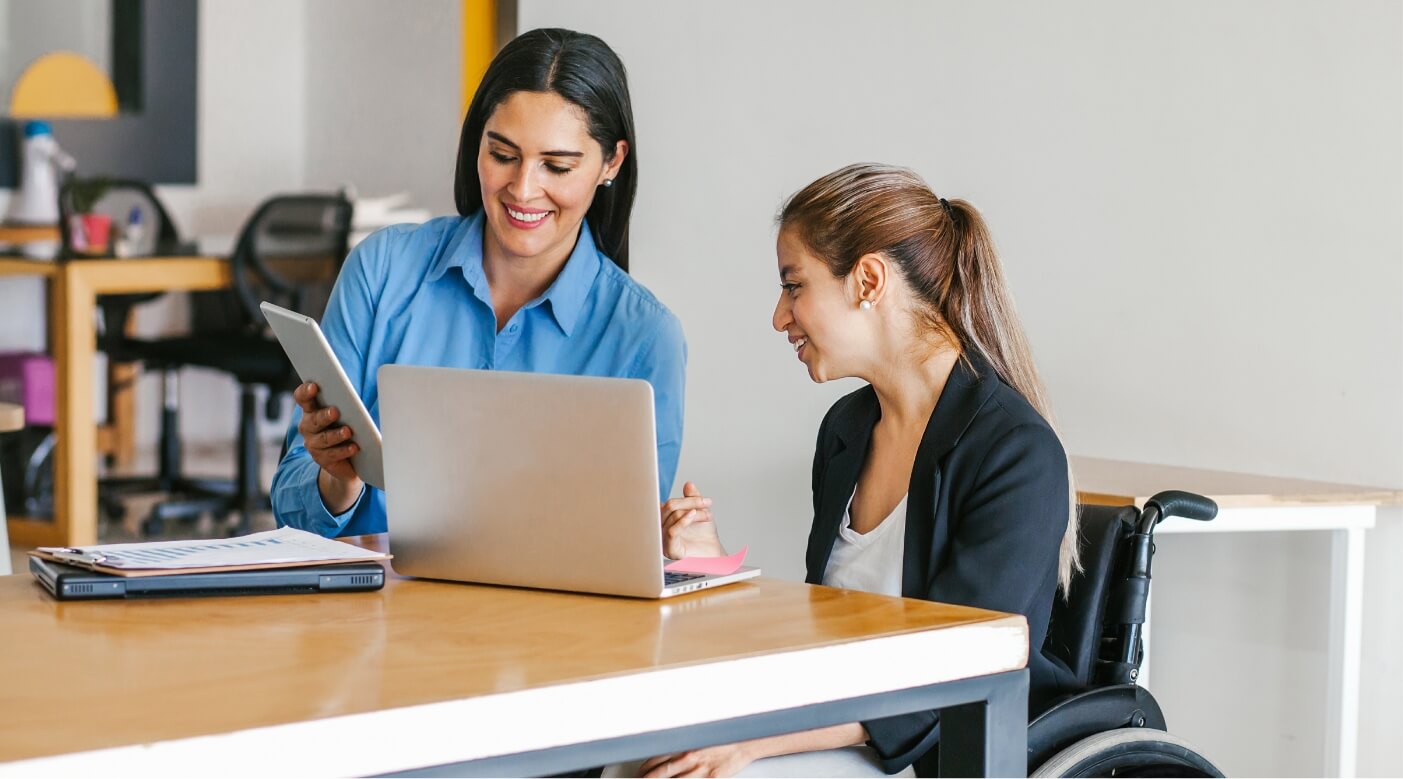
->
[939,197,954,219]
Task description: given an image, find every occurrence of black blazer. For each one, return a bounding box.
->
[805,351,1072,776]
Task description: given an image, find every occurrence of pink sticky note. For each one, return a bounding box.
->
[665,546,748,576]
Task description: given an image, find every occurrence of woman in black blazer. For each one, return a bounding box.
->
[643,164,1078,778]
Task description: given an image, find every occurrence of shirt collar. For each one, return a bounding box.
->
[427,211,486,285]
[536,219,603,337]
[429,211,603,337]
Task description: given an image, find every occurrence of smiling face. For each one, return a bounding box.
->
[772,227,871,383]
[477,90,626,265]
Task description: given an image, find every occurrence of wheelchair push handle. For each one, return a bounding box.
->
[1137,490,1217,534]
[1147,490,1218,522]
[1104,490,1218,685]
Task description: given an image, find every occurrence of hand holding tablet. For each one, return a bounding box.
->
[262,302,386,489]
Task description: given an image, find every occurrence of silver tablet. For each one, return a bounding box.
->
[261,301,385,489]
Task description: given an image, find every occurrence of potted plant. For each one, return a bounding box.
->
[66,176,113,254]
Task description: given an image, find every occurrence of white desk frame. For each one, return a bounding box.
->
[1142,503,1375,778]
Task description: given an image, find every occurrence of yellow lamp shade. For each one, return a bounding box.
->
[9,51,119,118]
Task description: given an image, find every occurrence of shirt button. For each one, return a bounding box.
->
[508,324,520,333]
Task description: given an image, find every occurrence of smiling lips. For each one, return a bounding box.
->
[792,336,808,359]
[503,202,551,229]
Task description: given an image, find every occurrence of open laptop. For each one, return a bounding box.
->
[30,557,385,601]
[378,365,760,598]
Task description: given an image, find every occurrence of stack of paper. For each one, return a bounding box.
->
[31,527,390,578]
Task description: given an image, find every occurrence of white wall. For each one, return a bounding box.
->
[1,0,111,92]
[161,0,309,238]
[1152,531,1333,777]
[518,0,1402,518]
[157,0,462,446]
[302,0,460,217]
[153,0,463,447]
[144,0,311,446]
[517,1,1403,775]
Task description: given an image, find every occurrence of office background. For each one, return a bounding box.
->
[0,1,1399,775]
[517,4,1403,774]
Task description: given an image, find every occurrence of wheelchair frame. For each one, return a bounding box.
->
[1027,490,1220,776]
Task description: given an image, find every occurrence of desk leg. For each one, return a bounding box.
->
[52,266,98,546]
[1325,525,1365,778]
[940,668,1028,778]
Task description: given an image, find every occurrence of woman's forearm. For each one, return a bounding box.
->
[318,468,363,515]
[738,723,869,763]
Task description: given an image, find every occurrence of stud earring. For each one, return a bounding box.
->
[602,179,614,188]
[859,299,873,311]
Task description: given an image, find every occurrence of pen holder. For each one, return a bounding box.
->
[69,213,112,254]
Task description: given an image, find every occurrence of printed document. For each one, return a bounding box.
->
[38,527,387,571]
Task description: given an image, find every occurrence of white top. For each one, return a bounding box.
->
[821,492,908,597]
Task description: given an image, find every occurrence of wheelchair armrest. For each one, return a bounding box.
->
[1027,684,1168,771]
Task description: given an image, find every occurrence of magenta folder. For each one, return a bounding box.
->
[0,352,53,426]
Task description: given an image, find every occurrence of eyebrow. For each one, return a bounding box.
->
[486,131,584,158]
[779,265,798,280]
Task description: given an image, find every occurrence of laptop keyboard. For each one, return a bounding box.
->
[664,571,706,586]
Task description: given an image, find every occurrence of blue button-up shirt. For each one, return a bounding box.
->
[271,212,687,537]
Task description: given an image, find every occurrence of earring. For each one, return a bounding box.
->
[602,179,614,188]
[859,299,873,310]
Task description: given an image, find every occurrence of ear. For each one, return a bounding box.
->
[600,139,629,185]
[851,252,890,307]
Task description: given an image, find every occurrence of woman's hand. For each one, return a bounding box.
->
[294,382,364,513]
[639,743,756,778]
[660,481,724,560]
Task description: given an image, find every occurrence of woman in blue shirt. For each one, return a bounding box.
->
[272,29,686,537]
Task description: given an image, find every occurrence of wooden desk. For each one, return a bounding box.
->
[0,539,1031,776]
[0,224,60,244]
[1071,455,1402,778]
[0,256,231,548]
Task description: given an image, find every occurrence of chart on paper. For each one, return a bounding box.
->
[38,527,388,570]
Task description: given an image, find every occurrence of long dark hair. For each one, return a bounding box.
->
[781,163,1079,594]
[453,28,637,271]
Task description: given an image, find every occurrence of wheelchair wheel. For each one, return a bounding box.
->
[1031,728,1223,778]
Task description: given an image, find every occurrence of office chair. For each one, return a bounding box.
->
[53,179,238,528]
[1027,491,1225,777]
[137,193,353,535]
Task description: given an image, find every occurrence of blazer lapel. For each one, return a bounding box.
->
[806,389,878,584]
[902,350,1002,597]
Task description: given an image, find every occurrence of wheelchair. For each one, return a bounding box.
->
[1027,490,1225,777]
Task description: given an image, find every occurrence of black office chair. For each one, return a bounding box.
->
[1027,491,1225,777]
[136,193,354,535]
